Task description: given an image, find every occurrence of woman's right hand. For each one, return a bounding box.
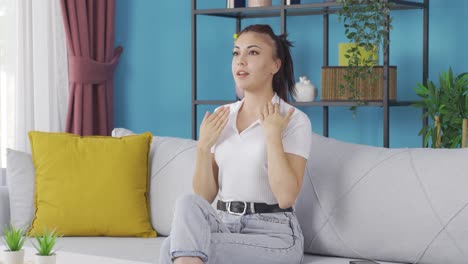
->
[198,106,230,150]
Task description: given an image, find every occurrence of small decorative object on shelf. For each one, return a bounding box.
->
[286,0,301,5]
[31,228,60,264]
[2,225,26,264]
[293,76,317,102]
[227,0,246,8]
[248,0,272,7]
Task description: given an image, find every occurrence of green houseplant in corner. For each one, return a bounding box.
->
[413,67,468,148]
[336,0,393,112]
[31,228,61,264]
[2,225,26,264]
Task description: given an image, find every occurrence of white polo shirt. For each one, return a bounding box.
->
[211,93,312,205]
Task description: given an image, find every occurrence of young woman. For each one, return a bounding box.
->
[160,24,312,264]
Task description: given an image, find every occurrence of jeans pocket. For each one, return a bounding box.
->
[254,212,290,224]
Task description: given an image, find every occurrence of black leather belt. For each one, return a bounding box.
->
[217,200,293,216]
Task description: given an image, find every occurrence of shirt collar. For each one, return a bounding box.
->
[235,92,281,113]
[230,93,281,134]
[271,92,280,104]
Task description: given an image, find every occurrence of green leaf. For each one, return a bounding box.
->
[31,227,60,256]
[2,225,26,251]
[424,131,431,148]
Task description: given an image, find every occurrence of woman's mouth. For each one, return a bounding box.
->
[236,70,250,79]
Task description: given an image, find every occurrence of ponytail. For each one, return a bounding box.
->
[273,34,295,102]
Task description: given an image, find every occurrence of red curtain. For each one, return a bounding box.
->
[60,0,122,136]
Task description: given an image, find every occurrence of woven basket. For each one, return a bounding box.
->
[321,66,397,101]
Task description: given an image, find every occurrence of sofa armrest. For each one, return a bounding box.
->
[0,186,10,235]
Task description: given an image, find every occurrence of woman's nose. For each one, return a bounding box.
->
[237,56,246,66]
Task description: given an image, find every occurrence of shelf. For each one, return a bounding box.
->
[194,100,420,107]
[193,1,425,19]
[195,100,235,105]
[191,0,429,146]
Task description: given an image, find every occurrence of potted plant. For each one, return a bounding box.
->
[31,228,60,264]
[2,225,26,264]
[455,72,468,147]
[413,67,468,148]
[336,0,393,111]
[462,95,468,147]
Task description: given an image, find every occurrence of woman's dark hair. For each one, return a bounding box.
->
[237,24,296,102]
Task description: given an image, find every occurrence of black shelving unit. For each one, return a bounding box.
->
[191,0,429,148]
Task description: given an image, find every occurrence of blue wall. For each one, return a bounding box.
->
[114,0,468,148]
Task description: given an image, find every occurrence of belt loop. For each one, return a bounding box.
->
[250,202,255,213]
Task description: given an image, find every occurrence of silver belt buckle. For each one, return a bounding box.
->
[227,201,247,216]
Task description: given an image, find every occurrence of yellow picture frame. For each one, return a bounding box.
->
[338,43,379,66]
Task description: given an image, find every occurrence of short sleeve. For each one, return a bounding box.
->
[282,111,312,159]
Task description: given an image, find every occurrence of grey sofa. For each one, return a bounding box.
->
[1,129,467,264]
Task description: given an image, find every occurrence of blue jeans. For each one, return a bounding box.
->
[159,194,304,264]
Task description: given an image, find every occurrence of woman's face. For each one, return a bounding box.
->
[232,32,281,94]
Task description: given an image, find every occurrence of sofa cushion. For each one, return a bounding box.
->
[0,168,5,186]
[295,132,468,264]
[38,236,404,264]
[302,255,402,264]
[112,128,198,236]
[55,237,166,263]
[6,149,35,232]
[27,131,156,237]
[0,186,10,235]
[51,236,403,264]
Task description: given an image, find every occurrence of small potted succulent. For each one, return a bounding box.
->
[31,228,60,264]
[2,225,26,264]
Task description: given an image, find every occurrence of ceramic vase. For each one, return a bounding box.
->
[36,254,57,264]
[293,76,317,102]
[3,249,24,264]
[248,0,272,7]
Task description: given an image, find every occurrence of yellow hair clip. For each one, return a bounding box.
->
[233,33,238,41]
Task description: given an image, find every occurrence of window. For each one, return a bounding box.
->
[0,0,16,168]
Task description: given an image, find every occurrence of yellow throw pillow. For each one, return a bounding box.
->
[27,131,156,238]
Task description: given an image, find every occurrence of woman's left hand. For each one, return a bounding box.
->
[259,102,294,141]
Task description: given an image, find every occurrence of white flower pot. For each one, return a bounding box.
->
[2,249,25,264]
[36,254,57,264]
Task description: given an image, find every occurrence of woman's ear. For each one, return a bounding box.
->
[272,58,281,75]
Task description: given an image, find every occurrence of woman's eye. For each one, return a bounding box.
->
[232,51,239,56]
[249,50,259,55]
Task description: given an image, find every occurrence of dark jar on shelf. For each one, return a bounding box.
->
[286,0,301,5]
[227,0,246,8]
